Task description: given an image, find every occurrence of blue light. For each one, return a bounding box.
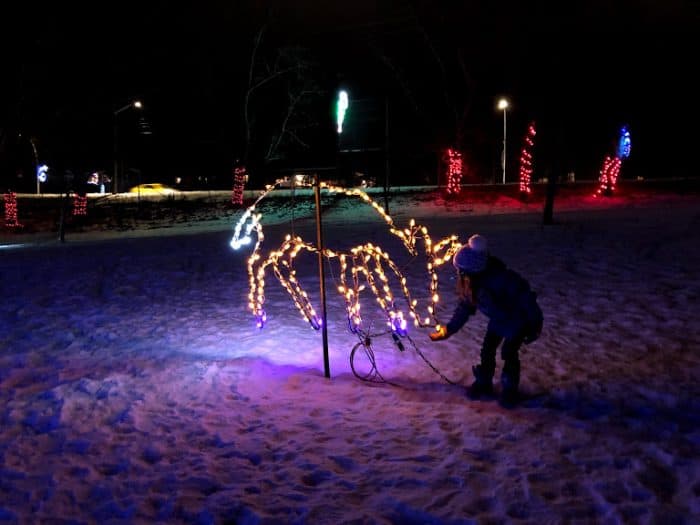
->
[617,126,631,159]
[391,316,408,337]
[230,235,251,250]
[37,164,49,183]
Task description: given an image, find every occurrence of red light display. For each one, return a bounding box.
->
[518,123,536,194]
[3,192,22,228]
[595,155,622,197]
[232,166,247,205]
[445,148,463,195]
[72,194,88,216]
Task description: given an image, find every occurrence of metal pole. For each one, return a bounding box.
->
[58,189,68,243]
[112,101,139,195]
[314,173,331,378]
[29,138,40,195]
[503,109,507,184]
[113,120,119,194]
[384,97,390,214]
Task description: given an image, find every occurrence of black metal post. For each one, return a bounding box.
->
[543,174,558,225]
[384,97,390,214]
[113,120,119,194]
[58,190,68,243]
[314,173,331,378]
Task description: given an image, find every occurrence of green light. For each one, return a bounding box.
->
[336,90,348,133]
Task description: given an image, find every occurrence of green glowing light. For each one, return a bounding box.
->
[336,90,349,133]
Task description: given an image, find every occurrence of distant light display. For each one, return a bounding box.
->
[595,156,622,197]
[230,184,465,339]
[336,90,349,133]
[445,148,463,195]
[3,192,22,228]
[37,164,49,183]
[617,126,631,159]
[595,126,631,197]
[518,123,536,194]
[232,165,247,206]
[72,194,88,216]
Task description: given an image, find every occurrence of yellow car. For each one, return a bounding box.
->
[128,183,178,195]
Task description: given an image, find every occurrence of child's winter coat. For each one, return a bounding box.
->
[446,256,543,342]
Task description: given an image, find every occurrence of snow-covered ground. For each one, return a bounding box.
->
[1,183,699,524]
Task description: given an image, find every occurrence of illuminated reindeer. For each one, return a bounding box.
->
[230,184,466,342]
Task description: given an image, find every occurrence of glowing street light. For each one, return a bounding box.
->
[115,99,142,116]
[497,98,509,184]
[113,99,143,194]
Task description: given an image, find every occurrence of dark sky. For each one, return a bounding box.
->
[3,1,698,186]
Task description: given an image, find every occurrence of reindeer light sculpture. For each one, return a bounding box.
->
[230,183,469,336]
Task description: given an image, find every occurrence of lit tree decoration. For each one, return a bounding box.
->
[230,184,466,339]
[72,194,88,216]
[617,126,631,159]
[37,164,49,184]
[595,126,631,197]
[3,192,22,228]
[595,156,622,197]
[445,148,463,195]
[231,165,247,206]
[518,122,536,194]
[336,90,349,134]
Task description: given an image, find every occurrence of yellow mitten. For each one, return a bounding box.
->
[429,325,449,341]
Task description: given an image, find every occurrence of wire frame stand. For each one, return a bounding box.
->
[348,324,458,387]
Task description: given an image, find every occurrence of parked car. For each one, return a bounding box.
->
[128,183,178,195]
[275,174,313,188]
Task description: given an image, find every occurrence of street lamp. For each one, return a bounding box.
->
[113,100,143,194]
[497,98,509,184]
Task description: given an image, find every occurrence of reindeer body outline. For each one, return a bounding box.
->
[230,184,466,338]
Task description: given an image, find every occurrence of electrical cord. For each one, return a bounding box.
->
[348,327,458,386]
[316,200,457,387]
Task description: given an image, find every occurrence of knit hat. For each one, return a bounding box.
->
[453,234,488,274]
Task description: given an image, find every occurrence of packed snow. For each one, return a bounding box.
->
[1,183,699,524]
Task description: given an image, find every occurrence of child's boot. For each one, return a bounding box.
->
[500,360,520,407]
[468,364,494,399]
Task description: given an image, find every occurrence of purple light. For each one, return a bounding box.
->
[391,317,408,337]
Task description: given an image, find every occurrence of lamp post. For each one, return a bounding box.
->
[497,98,509,184]
[28,137,41,194]
[113,100,142,194]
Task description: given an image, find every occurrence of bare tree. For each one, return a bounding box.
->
[242,24,325,170]
[364,7,478,150]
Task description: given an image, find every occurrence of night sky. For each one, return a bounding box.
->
[2,1,697,189]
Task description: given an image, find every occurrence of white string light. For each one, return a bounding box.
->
[230,184,465,337]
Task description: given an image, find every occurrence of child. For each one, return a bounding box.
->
[429,234,543,405]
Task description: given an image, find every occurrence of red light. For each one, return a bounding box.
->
[445,148,463,195]
[72,194,88,216]
[594,156,622,197]
[232,166,247,205]
[3,192,22,228]
[519,123,536,194]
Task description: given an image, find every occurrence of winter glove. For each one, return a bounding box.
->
[429,325,450,341]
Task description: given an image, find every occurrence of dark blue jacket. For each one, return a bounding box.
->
[446,256,543,340]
